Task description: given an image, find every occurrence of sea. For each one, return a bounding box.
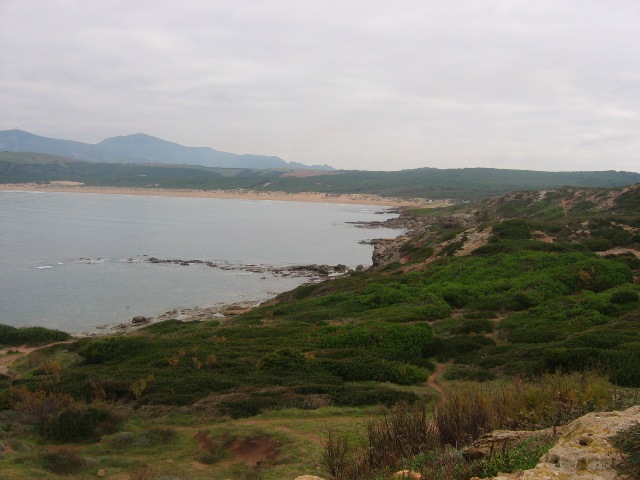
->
[0,190,404,333]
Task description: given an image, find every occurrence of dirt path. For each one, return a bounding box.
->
[0,340,75,377]
[427,362,449,401]
[598,247,640,258]
[0,346,40,377]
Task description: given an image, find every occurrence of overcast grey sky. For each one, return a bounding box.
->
[1,1,639,171]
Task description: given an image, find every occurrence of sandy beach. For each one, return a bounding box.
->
[0,182,445,208]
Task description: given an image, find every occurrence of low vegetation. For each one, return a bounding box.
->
[2,151,640,200]
[0,184,638,478]
[611,421,640,479]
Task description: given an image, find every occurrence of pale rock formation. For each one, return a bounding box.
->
[472,406,640,480]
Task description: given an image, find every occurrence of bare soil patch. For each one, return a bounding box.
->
[193,430,214,452]
[230,436,281,468]
[598,247,640,258]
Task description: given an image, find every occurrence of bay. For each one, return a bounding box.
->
[0,190,403,333]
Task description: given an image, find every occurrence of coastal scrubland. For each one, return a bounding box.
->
[0,184,639,479]
[2,151,640,200]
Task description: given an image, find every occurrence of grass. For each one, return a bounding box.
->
[611,421,640,479]
[471,436,554,478]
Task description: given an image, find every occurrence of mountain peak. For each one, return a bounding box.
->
[0,129,334,170]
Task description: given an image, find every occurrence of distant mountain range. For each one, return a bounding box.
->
[0,129,334,170]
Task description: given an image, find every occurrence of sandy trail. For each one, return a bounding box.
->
[427,362,449,401]
[0,340,75,377]
[0,346,40,377]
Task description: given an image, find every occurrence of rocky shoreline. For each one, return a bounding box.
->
[74,208,421,338]
[144,256,361,277]
[77,300,265,337]
[74,260,371,338]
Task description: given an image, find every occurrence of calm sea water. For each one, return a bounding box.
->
[0,191,403,333]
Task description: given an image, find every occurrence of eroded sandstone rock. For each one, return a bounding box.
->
[473,405,640,480]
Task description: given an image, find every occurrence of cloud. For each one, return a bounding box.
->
[1,0,639,171]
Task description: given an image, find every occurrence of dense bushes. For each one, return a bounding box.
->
[39,405,121,442]
[332,385,420,407]
[314,322,436,362]
[77,336,152,364]
[318,356,428,385]
[0,324,69,346]
[442,365,497,382]
[491,219,532,240]
[38,449,86,475]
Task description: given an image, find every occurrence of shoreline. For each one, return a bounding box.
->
[73,261,366,337]
[75,300,264,338]
[0,183,445,208]
[2,183,422,339]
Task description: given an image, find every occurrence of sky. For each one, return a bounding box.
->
[1,1,639,172]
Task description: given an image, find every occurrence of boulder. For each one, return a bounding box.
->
[293,476,327,480]
[472,405,640,480]
[131,316,149,324]
[393,470,422,479]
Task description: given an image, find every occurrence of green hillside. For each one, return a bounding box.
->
[0,184,639,479]
[2,152,639,200]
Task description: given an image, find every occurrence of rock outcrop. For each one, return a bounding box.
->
[372,236,411,267]
[472,405,640,480]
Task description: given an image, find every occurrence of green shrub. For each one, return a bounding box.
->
[39,405,121,442]
[608,349,640,387]
[140,319,205,334]
[261,348,307,372]
[610,287,639,304]
[442,365,497,382]
[318,357,428,385]
[542,348,606,373]
[440,240,464,256]
[436,336,495,359]
[450,319,494,335]
[492,219,532,240]
[314,322,436,363]
[611,422,640,479]
[580,238,614,252]
[0,324,70,346]
[77,336,151,364]
[472,436,554,477]
[333,385,419,407]
[39,448,85,475]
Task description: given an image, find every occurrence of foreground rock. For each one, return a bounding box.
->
[471,405,640,480]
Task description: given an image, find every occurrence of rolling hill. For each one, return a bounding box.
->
[0,129,334,170]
